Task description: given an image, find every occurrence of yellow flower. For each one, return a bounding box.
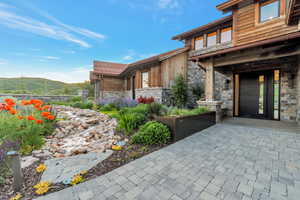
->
[9,193,22,200]
[34,181,51,195]
[36,164,47,173]
[71,175,84,185]
[112,145,122,151]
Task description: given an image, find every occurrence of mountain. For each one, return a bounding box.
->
[0,77,92,96]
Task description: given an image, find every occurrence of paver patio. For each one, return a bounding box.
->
[35,122,300,200]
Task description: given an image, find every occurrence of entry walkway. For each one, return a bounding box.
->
[36,122,300,200]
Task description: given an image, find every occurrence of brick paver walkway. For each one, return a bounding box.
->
[36,124,300,200]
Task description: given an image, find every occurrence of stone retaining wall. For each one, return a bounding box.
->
[0,94,77,103]
[135,88,172,104]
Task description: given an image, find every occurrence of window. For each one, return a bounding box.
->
[221,27,232,43]
[207,32,217,47]
[194,36,204,50]
[260,0,280,22]
[141,71,149,88]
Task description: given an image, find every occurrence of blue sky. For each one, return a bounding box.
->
[0,0,225,83]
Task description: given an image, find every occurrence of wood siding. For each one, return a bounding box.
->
[161,52,188,88]
[234,0,298,45]
[101,77,124,91]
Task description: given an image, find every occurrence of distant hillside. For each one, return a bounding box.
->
[0,77,93,96]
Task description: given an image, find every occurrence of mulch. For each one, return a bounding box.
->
[1,131,172,200]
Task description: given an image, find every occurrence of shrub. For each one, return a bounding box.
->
[191,83,204,100]
[166,107,208,117]
[70,96,82,102]
[117,113,146,135]
[171,75,188,108]
[120,104,149,116]
[137,96,155,104]
[70,101,93,109]
[147,102,167,117]
[131,121,171,145]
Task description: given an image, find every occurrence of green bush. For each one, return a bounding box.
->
[166,107,208,117]
[70,101,93,109]
[147,102,167,117]
[117,113,146,135]
[171,75,188,108]
[70,96,82,102]
[119,104,149,116]
[99,104,117,112]
[131,121,171,145]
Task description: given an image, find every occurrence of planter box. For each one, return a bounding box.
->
[155,111,216,141]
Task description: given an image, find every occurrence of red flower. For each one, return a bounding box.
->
[46,115,55,120]
[35,119,43,124]
[18,116,24,120]
[4,99,16,106]
[41,112,51,117]
[4,105,12,111]
[27,115,35,121]
[42,105,51,111]
[21,100,31,106]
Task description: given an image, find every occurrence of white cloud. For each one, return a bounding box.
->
[157,0,179,9]
[61,50,75,54]
[0,4,106,48]
[0,58,7,65]
[122,55,134,61]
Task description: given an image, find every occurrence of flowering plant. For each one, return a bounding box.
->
[0,98,56,155]
[34,181,51,195]
[137,96,155,104]
[36,163,47,173]
[99,98,138,109]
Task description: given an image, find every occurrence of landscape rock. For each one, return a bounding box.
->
[21,156,39,169]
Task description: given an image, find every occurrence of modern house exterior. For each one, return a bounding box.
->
[91,0,300,124]
[90,47,196,105]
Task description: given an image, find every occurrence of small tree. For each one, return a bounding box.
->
[171,75,188,108]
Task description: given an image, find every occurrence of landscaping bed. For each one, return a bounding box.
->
[155,111,216,141]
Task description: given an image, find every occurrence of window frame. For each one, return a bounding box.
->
[259,0,280,23]
[141,71,149,88]
[220,27,232,43]
[194,36,204,50]
[207,32,217,47]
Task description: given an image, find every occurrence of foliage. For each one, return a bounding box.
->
[0,98,56,154]
[171,75,188,108]
[137,96,155,104]
[131,121,171,145]
[117,113,146,135]
[119,104,149,116]
[99,104,118,112]
[191,83,204,100]
[147,102,167,117]
[166,107,208,117]
[70,101,94,109]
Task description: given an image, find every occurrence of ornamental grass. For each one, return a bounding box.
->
[0,98,56,155]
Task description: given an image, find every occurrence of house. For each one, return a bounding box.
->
[90,47,195,105]
[91,0,300,124]
[172,0,300,124]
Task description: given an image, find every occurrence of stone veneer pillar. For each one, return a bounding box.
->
[297,56,300,126]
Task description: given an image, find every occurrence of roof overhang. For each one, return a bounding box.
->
[216,0,244,12]
[172,15,232,41]
[189,32,300,61]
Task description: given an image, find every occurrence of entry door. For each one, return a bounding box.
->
[239,70,280,120]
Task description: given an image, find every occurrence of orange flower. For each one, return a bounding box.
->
[27,115,35,121]
[21,100,31,106]
[35,119,43,124]
[4,99,15,106]
[18,116,24,120]
[41,112,51,117]
[9,109,17,115]
[46,115,55,120]
[42,105,51,111]
[4,105,12,111]
[30,99,44,106]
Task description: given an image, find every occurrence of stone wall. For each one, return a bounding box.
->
[0,94,77,103]
[280,71,298,122]
[135,87,172,104]
[101,91,125,100]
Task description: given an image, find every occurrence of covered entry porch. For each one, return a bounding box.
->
[190,35,300,125]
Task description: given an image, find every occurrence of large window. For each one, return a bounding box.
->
[207,32,217,47]
[141,71,149,88]
[194,36,204,50]
[260,0,280,22]
[221,27,232,43]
